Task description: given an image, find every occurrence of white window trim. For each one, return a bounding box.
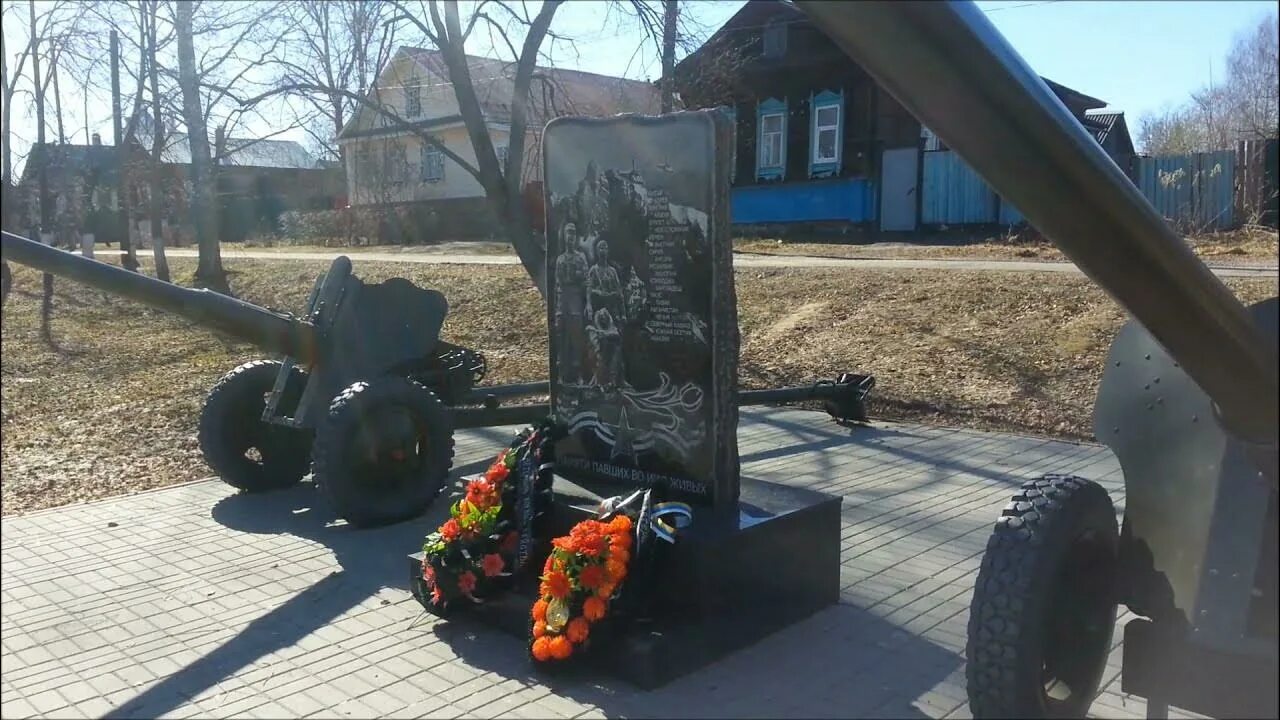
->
[759,111,785,170]
[421,144,445,183]
[406,85,422,118]
[812,104,841,164]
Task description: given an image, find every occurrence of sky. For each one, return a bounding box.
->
[3,0,1276,174]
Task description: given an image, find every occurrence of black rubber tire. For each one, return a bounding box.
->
[312,377,454,528]
[966,474,1119,719]
[199,360,314,492]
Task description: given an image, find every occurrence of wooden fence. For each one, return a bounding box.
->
[921,138,1278,231]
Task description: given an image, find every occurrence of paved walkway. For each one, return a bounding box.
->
[1,410,1203,719]
[97,247,1278,278]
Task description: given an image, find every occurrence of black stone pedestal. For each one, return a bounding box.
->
[408,475,842,689]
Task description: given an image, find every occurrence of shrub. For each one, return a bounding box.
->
[276,205,486,246]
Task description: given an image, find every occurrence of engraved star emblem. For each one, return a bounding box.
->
[610,405,638,464]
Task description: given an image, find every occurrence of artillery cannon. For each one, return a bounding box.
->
[2,232,483,527]
[798,2,1277,718]
[1,233,873,527]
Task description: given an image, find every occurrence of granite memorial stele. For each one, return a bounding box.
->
[410,109,842,688]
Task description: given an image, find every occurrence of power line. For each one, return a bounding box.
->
[982,1,1063,14]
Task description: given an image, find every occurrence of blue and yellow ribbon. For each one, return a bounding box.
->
[649,501,693,544]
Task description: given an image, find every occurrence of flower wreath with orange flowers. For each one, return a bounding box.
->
[528,488,692,664]
[417,420,561,614]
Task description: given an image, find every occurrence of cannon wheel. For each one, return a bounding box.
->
[966,474,1119,719]
[199,360,314,492]
[313,377,454,528]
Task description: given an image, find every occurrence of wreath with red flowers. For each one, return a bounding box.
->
[417,421,558,614]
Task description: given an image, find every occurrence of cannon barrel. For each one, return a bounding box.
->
[2,231,319,362]
[795,0,1278,443]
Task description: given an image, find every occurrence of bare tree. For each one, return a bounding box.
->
[79,1,165,273]
[1138,12,1279,154]
[28,0,54,342]
[661,1,678,113]
[272,0,400,162]
[169,0,299,290]
[143,0,172,282]
[234,0,707,295]
[1,1,37,230]
[228,0,565,294]
[1136,105,1205,156]
[3,0,84,230]
[175,0,221,289]
[1224,11,1279,141]
[395,0,565,295]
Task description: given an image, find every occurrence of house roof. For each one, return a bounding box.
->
[1083,110,1124,143]
[217,138,318,169]
[405,47,662,121]
[1083,109,1135,155]
[339,47,661,140]
[677,0,1108,113]
[19,143,120,187]
[131,122,317,169]
[1042,79,1106,113]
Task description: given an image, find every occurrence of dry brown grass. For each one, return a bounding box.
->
[735,227,1280,265]
[236,240,516,255]
[2,256,1274,516]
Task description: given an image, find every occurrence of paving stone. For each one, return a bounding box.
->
[0,414,1169,719]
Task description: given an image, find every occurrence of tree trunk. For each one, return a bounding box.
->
[1,32,12,231]
[145,1,171,282]
[661,0,678,114]
[30,0,55,342]
[176,0,226,292]
[438,0,556,297]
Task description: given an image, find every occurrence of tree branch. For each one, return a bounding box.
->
[226,81,481,177]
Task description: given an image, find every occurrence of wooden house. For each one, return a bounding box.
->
[674,0,1130,233]
[336,47,660,239]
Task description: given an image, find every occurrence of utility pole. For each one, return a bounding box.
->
[661,0,678,114]
[111,30,139,271]
[144,0,170,282]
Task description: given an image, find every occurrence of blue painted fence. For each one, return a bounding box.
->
[922,151,1022,226]
[924,149,1238,230]
[1135,151,1236,231]
[731,176,874,224]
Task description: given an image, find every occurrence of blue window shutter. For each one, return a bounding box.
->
[756,97,787,182]
[809,89,843,178]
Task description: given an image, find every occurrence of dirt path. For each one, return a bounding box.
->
[92,247,1279,278]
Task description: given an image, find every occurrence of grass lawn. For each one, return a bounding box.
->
[1,256,1275,515]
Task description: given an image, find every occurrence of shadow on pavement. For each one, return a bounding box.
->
[428,599,963,718]
[101,447,505,719]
